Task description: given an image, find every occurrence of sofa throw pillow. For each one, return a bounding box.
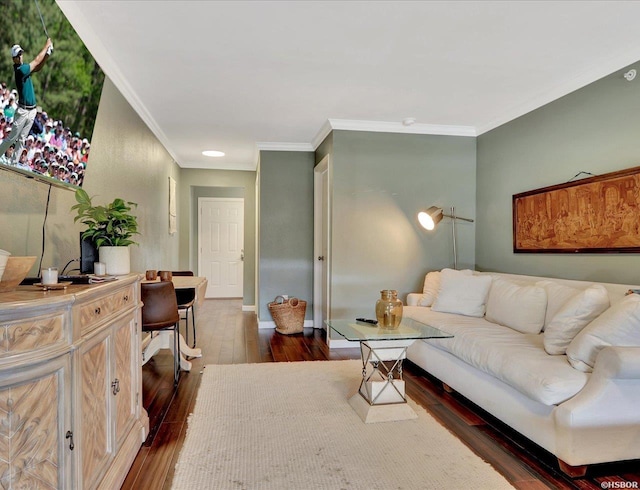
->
[566,293,640,372]
[431,269,492,317]
[543,284,610,355]
[418,268,472,307]
[536,280,582,329]
[485,279,547,334]
[418,271,441,307]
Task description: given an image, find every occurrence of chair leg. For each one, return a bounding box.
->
[182,308,190,347]
[173,323,180,386]
[190,305,196,348]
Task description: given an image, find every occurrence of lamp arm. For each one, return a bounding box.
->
[442,213,474,223]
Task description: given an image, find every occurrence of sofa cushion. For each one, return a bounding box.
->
[567,293,640,372]
[536,280,582,328]
[543,285,610,355]
[485,278,547,334]
[431,270,492,317]
[418,269,472,307]
[419,271,440,307]
[404,306,589,405]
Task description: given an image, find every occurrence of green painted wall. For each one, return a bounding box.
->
[477,61,640,284]
[257,151,315,322]
[0,77,179,275]
[178,170,257,306]
[328,130,476,319]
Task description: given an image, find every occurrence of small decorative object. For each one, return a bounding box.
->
[93,262,106,276]
[159,270,173,282]
[72,188,139,275]
[375,289,403,329]
[268,296,306,334]
[145,270,157,281]
[41,267,58,285]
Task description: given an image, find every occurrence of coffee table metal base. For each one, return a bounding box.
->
[350,339,419,423]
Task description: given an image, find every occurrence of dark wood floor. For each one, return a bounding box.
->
[122,299,640,489]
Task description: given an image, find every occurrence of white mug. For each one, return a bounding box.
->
[41,267,58,285]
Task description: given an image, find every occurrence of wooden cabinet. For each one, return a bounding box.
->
[77,314,138,489]
[0,275,148,490]
[0,353,72,489]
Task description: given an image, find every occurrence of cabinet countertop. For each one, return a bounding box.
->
[0,273,140,311]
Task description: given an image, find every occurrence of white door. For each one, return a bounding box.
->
[313,156,330,330]
[198,198,244,298]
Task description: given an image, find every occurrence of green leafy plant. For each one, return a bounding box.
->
[72,188,140,247]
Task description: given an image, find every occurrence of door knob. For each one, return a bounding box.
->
[241,249,245,261]
[318,256,325,261]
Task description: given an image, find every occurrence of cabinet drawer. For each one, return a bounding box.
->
[111,285,135,313]
[78,284,137,335]
[0,314,65,357]
[79,297,113,333]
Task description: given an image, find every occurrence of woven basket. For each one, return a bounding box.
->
[268,296,306,334]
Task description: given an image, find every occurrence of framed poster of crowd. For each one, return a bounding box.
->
[513,166,640,253]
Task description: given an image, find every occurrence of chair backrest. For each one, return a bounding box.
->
[173,270,196,303]
[141,281,180,330]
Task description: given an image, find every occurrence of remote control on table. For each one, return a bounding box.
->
[356,318,378,325]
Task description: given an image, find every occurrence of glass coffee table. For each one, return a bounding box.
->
[327,318,452,423]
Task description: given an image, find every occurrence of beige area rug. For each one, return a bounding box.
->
[172,360,513,489]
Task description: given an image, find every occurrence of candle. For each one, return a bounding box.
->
[41,267,58,285]
[94,262,106,276]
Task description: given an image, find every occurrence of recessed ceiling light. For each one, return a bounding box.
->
[202,150,225,157]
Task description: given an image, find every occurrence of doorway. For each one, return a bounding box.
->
[313,156,330,330]
[198,198,244,298]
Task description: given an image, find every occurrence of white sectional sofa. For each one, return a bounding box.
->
[404,269,640,476]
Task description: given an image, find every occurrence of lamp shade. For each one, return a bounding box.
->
[417,206,444,231]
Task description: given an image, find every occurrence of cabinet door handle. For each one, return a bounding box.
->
[66,431,75,451]
[95,307,101,315]
[123,295,129,302]
[111,378,120,395]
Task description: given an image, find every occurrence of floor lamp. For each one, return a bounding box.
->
[418,206,474,270]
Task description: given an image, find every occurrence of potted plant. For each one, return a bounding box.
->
[72,188,139,275]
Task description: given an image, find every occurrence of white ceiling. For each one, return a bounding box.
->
[57,1,640,172]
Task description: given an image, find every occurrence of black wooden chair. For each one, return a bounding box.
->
[171,270,197,348]
[141,281,181,385]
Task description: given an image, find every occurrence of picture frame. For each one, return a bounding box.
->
[513,166,640,253]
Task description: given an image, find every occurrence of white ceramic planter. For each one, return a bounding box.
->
[99,246,130,275]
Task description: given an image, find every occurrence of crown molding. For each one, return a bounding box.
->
[327,119,477,138]
[311,119,334,149]
[57,1,181,165]
[260,118,478,155]
[256,142,314,152]
[477,52,640,135]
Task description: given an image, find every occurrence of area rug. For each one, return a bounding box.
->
[172,360,513,489]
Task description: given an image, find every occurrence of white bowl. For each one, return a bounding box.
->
[0,249,10,282]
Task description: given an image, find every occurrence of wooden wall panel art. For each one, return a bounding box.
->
[513,166,640,253]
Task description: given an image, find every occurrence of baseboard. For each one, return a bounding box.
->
[242,305,255,312]
[258,319,314,329]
